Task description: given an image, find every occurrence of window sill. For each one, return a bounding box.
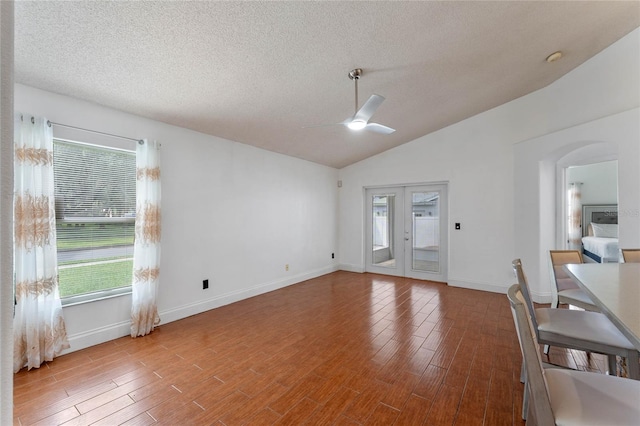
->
[61,287,132,308]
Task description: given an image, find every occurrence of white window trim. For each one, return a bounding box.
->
[61,287,132,307]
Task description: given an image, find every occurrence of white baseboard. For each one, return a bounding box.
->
[448,278,553,303]
[447,278,509,294]
[61,265,339,354]
[161,265,338,324]
[338,263,365,273]
[335,271,515,297]
[60,320,131,355]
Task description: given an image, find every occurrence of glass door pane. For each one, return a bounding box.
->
[365,188,403,277]
[372,195,395,267]
[410,191,439,272]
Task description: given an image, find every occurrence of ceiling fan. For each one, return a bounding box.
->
[309,68,396,134]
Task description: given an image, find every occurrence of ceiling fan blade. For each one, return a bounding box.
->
[353,94,385,123]
[365,122,396,134]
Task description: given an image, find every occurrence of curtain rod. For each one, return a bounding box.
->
[48,121,144,144]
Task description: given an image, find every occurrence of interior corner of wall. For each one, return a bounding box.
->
[338,263,365,273]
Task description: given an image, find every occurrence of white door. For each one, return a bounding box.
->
[365,184,448,282]
[403,185,448,282]
[365,187,404,277]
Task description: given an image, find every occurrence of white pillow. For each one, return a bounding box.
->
[591,223,618,238]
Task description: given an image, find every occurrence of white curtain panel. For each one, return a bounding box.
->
[131,139,161,337]
[13,114,69,372]
[567,183,582,250]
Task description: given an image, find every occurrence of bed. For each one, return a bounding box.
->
[581,204,618,263]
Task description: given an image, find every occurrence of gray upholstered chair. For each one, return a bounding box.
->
[549,250,598,311]
[547,250,599,355]
[621,248,640,263]
[509,285,569,420]
[512,259,639,379]
[507,284,640,425]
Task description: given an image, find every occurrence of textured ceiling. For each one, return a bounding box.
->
[15,1,640,169]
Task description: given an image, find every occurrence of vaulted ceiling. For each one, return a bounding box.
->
[15,1,640,168]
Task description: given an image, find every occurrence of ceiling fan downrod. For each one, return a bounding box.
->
[349,68,363,114]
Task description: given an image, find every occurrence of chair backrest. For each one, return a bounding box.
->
[507,284,555,425]
[621,249,640,263]
[508,284,527,359]
[511,259,539,333]
[549,250,583,292]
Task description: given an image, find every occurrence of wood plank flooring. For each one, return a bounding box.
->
[13,271,606,425]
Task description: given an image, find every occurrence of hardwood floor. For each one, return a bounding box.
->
[13,271,606,425]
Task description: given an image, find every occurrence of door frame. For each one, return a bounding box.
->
[364,187,405,277]
[364,182,449,282]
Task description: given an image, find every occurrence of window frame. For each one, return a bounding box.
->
[53,137,136,307]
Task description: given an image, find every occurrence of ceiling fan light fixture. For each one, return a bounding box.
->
[305,68,395,134]
[347,119,367,130]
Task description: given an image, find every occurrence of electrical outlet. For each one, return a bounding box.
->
[202,279,209,289]
[331,253,335,259]
[285,264,289,271]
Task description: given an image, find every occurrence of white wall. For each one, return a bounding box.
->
[15,84,339,352]
[339,28,640,300]
[516,110,639,299]
[338,114,515,293]
[567,161,618,206]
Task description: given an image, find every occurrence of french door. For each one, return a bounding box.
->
[365,184,448,282]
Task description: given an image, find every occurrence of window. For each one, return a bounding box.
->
[53,139,136,305]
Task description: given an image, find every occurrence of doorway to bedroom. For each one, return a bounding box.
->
[364,184,448,282]
[564,160,618,262]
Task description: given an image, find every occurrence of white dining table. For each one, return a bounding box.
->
[565,263,640,351]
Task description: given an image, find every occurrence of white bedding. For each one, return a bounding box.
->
[582,236,619,261]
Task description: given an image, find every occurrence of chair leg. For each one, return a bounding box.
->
[519,359,528,420]
[551,293,559,310]
[526,398,536,425]
[626,351,639,380]
[522,383,529,420]
[607,355,617,376]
